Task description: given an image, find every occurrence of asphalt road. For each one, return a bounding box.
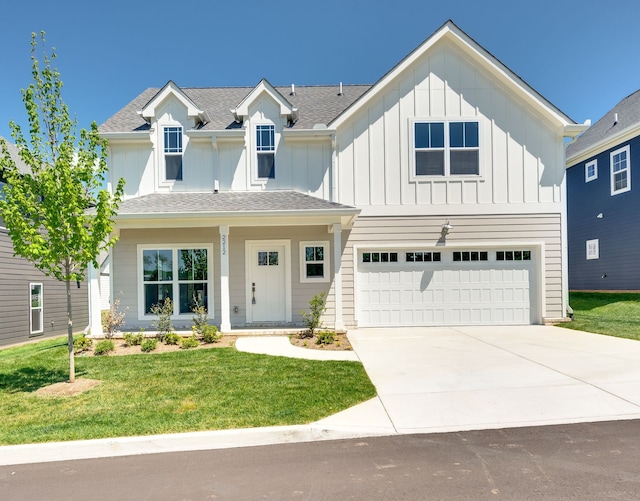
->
[2,420,640,500]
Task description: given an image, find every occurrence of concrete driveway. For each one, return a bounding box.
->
[345,325,640,434]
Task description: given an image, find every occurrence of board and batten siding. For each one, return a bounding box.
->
[0,230,89,346]
[340,213,563,327]
[335,40,564,213]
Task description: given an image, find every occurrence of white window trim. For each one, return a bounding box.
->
[137,243,214,321]
[586,239,599,260]
[159,125,184,186]
[409,118,481,181]
[29,282,44,335]
[610,145,630,195]
[252,122,278,184]
[299,241,330,283]
[585,159,598,182]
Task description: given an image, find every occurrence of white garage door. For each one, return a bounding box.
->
[357,249,536,327]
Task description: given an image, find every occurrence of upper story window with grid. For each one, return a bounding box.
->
[585,160,597,182]
[163,126,183,181]
[610,145,630,195]
[256,124,275,179]
[414,121,479,177]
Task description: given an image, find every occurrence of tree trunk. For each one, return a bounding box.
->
[66,277,75,383]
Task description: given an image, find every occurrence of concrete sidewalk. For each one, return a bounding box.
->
[3,326,640,466]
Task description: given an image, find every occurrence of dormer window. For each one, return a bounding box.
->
[256,124,275,179]
[163,126,183,181]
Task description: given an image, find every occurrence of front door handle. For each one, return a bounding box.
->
[252,282,256,304]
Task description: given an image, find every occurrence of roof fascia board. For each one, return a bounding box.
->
[330,20,575,130]
[232,79,297,122]
[566,123,640,167]
[100,132,152,143]
[139,80,210,125]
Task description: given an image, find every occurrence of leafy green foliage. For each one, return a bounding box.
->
[163,332,180,346]
[315,330,336,345]
[0,32,124,382]
[150,297,174,340]
[93,340,115,356]
[140,338,158,352]
[73,336,93,354]
[201,325,221,344]
[123,332,144,347]
[299,292,327,338]
[179,335,200,349]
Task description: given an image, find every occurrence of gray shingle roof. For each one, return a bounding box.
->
[100,84,372,133]
[116,190,357,216]
[0,137,31,175]
[566,89,640,160]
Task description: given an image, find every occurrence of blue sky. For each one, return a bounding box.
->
[1,1,638,140]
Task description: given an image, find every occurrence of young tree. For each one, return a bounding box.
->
[0,32,125,383]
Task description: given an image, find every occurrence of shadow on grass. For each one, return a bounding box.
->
[0,366,87,393]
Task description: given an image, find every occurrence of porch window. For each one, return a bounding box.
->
[140,245,212,317]
[300,241,330,283]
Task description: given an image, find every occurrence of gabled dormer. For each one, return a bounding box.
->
[139,80,210,129]
[231,79,299,186]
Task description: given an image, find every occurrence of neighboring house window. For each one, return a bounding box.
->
[300,241,330,283]
[30,283,43,335]
[414,121,479,176]
[256,124,275,179]
[610,145,630,195]
[164,126,183,181]
[585,160,597,182]
[586,239,599,260]
[141,246,211,316]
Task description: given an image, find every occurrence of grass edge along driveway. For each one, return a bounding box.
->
[0,336,376,445]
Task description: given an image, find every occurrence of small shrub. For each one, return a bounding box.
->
[192,300,209,335]
[73,336,93,354]
[316,330,336,345]
[299,292,327,338]
[123,332,144,346]
[163,332,180,345]
[180,335,200,349]
[201,325,221,343]
[94,339,115,356]
[150,297,174,340]
[140,338,158,352]
[102,293,128,338]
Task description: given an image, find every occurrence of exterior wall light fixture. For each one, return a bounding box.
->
[441,221,453,236]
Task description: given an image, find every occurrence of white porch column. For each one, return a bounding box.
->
[332,223,344,330]
[219,225,231,332]
[88,261,103,337]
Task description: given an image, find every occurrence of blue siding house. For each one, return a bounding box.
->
[566,90,640,291]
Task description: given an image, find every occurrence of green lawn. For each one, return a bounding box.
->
[0,337,376,445]
[558,292,640,340]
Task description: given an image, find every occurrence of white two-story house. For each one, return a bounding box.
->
[93,21,585,334]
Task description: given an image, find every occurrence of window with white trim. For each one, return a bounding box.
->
[586,239,599,260]
[414,121,479,176]
[585,160,597,182]
[256,124,275,179]
[300,242,330,283]
[140,246,211,316]
[30,283,43,335]
[610,145,630,195]
[163,126,183,181]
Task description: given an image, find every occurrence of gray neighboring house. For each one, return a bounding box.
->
[0,138,89,346]
[566,90,640,291]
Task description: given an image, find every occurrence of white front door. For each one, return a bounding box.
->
[247,241,290,322]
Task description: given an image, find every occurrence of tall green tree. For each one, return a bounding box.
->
[0,32,125,383]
